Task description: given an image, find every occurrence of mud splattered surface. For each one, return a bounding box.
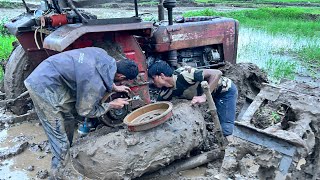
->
[66,102,207,179]
[226,81,320,180]
[0,62,319,180]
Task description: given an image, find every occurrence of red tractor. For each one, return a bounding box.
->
[4,0,238,125]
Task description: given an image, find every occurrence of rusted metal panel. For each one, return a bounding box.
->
[151,18,238,64]
[43,22,154,52]
[114,32,151,107]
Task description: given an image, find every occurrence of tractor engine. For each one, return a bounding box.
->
[147,46,224,69]
[178,46,223,67]
[4,0,238,126]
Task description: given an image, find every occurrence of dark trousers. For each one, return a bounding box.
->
[213,83,238,136]
[25,83,76,171]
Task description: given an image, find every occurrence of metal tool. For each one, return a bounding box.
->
[201,81,227,150]
[127,95,141,102]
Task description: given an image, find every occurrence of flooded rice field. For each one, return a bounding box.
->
[237,27,320,83]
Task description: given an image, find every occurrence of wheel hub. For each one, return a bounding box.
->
[99,92,130,127]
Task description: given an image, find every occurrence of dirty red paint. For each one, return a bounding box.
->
[150,18,238,64]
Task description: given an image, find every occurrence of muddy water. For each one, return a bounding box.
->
[237,27,320,82]
[0,121,51,179]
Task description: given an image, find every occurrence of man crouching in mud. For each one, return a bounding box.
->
[148,61,238,140]
[24,47,139,178]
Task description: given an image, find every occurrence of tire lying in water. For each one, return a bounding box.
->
[4,45,33,114]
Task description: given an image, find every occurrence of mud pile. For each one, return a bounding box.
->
[68,102,207,179]
[219,62,268,116]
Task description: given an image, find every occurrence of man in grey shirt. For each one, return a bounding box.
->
[24,47,139,177]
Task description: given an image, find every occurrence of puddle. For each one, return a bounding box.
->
[0,129,8,144]
[0,159,29,180]
[0,121,51,179]
[237,27,320,82]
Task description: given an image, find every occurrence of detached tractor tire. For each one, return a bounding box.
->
[4,45,33,99]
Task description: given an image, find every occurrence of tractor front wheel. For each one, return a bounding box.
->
[4,45,33,105]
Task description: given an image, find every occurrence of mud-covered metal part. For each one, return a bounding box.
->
[201,81,227,149]
[141,149,223,179]
[99,92,130,127]
[233,124,297,175]
[232,82,319,176]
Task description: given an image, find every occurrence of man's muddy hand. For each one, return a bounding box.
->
[191,94,207,105]
[109,98,129,109]
[113,85,131,94]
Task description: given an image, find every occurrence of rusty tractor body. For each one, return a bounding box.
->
[4,0,238,122]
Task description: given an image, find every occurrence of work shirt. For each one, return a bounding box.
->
[158,67,232,101]
[24,47,117,118]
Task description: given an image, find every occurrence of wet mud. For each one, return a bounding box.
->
[0,63,319,179]
[219,62,268,116]
[67,102,207,179]
[0,120,51,179]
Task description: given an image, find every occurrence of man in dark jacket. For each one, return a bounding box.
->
[24,47,139,177]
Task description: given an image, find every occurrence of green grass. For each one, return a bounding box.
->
[296,45,320,77]
[0,1,23,8]
[297,46,320,68]
[265,58,297,82]
[0,35,15,61]
[0,17,10,36]
[1,16,16,80]
[0,35,15,80]
[183,7,320,37]
[273,44,320,77]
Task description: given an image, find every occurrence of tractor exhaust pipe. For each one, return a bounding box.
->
[163,0,176,25]
[134,0,139,17]
[163,0,178,67]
